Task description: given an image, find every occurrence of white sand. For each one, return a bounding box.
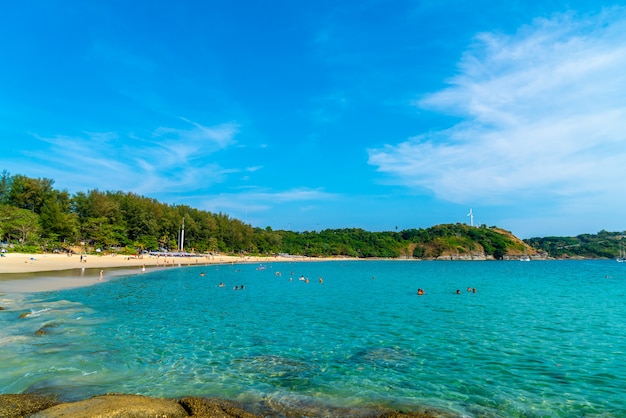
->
[0,252,311,293]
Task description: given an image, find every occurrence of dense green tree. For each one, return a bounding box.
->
[3,171,624,259]
[0,204,41,243]
[0,170,11,204]
[81,217,115,248]
[120,193,158,242]
[5,175,55,213]
[40,191,78,242]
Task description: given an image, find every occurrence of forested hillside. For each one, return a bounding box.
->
[0,171,623,259]
[525,230,626,259]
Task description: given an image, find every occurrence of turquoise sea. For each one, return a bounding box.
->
[1,260,625,417]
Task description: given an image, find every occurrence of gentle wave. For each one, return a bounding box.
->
[1,260,625,416]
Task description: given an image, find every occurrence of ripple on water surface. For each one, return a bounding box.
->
[1,260,626,416]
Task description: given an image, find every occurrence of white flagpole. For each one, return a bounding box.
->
[180,217,185,252]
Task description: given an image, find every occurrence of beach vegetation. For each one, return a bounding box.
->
[0,171,624,259]
[0,204,41,244]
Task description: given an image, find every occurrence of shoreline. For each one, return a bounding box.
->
[0,252,349,293]
[0,253,606,293]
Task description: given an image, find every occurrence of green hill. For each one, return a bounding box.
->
[1,171,622,260]
[268,223,537,260]
[525,230,626,259]
[403,224,539,260]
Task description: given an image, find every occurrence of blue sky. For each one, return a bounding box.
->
[1,1,625,238]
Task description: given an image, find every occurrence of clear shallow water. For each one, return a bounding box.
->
[1,260,625,417]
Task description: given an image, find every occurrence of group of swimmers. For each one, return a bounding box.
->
[273,271,323,284]
[210,268,324,291]
[418,287,477,295]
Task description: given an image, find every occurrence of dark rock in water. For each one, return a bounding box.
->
[349,346,417,369]
[19,312,30,318]
[235,354,319,378]
[0,394,59,418]
[0,306,6,310]
[256,394,376,418]
[374,412,448,418]
[252,394,445,418]
[35,328,49,336]
[179,396,258,417]
[24,380,111,403]
[28,394,189,417]
[35,323,60,336]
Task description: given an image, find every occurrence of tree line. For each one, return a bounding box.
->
[2,171,623,259]
[0,171,254,254]
[525,230,626,259]
[0,171,522,258]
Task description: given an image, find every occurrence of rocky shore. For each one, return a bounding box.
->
[0,393,450,418]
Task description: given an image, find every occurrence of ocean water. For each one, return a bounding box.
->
[1,260,625,417]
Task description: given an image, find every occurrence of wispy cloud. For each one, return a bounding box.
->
[368,9,626,207]
[25,119,240,195]
[197,188,336,215]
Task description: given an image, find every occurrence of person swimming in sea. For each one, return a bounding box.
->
[417,288,425,295]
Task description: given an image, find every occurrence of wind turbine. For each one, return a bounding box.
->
[467,208,474,227]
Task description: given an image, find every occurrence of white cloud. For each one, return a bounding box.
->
[25,119,240,195]
[198,188,335,214]
[368,8,626,207]
[150,120,238,162]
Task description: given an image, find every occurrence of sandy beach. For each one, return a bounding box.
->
[0,252,308,293]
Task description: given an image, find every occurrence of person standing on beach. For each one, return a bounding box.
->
[99,270,103,281]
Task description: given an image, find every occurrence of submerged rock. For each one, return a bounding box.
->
[374,412,446,418]
[349,346,417,369]
[248,393,451,418]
